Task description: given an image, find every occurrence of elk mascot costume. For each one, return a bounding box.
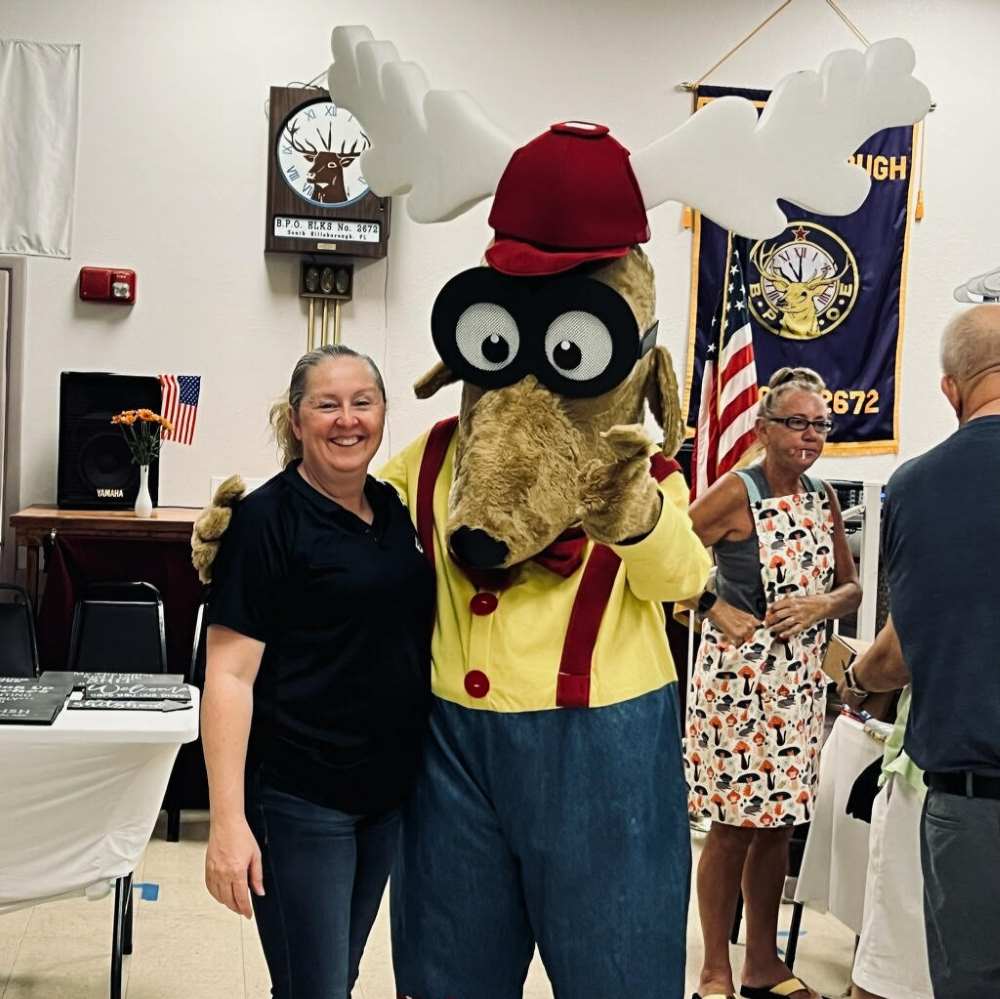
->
[193,28,928,999]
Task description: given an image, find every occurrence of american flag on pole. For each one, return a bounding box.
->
[690,236,759,499]
[159,374,201,446]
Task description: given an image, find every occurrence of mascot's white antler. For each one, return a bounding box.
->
[630,38,931,239]
[328,25,516,223]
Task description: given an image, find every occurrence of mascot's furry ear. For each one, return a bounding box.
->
[191,473,245,584]
[644,345,685,457]
[414,360,460,399]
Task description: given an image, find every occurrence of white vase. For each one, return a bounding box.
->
[134,464,153,518]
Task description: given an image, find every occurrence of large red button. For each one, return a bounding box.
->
[470,592,498,616]
[464,670,490,698]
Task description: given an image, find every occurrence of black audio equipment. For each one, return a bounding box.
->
[57,372,161,509]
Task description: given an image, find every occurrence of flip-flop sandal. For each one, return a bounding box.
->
[692,993,736,999]
[739,978,817,999]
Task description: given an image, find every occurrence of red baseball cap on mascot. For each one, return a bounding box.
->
[486,121,650,277]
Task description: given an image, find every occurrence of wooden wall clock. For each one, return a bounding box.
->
[265,87,391,258]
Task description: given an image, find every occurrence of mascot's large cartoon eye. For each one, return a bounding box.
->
[455,303,520,371]
[544,312,614,381]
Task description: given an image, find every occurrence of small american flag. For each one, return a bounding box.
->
[691,235,759,499]
[159,374,201,446]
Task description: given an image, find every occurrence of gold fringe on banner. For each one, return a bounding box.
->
[915,119,927,221]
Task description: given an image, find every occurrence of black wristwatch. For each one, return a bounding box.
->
[697,591,718,615]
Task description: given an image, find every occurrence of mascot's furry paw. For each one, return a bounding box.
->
[576,424,662,545]
[191,474,245,583]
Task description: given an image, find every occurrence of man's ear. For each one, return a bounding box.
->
[940,374,962,419]
[644,346,684,456]
[414,361,460,400]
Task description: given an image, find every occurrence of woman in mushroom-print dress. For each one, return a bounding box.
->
[684,368,861,999]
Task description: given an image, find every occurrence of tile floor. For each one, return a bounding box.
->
[0,814,858,998]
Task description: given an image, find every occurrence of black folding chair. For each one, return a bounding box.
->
[0,583,39,678]
[111,871,134,999]
[66,581,167,674]
[162,601,209,841]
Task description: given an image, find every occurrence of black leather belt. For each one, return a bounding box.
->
[925,771,1000,800]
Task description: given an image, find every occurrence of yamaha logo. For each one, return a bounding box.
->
[97,488,124,498]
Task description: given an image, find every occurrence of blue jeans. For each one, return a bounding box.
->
[391,685,691,999]
[246,775,400,998]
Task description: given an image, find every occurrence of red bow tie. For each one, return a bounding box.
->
[451,527,588,592]
[532,528,588,577]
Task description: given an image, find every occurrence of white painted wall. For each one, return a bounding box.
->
[3,0,996,506]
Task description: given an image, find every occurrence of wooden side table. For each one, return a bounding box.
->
[9,506,200,610]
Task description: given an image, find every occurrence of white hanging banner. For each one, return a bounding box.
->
[0,39,80,258]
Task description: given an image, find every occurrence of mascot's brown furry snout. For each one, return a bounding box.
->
[449,526,508,569]
[447,374,584,569]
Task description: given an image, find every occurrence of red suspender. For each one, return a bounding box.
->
[555,453,678,708]
[416,416,459,569]
[415,421,681,710]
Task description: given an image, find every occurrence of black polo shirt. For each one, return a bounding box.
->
[207,461,435,814]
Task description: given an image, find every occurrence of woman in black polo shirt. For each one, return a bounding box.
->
[202,344,434,998]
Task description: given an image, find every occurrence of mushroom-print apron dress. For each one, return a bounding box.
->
[685,471,835,828]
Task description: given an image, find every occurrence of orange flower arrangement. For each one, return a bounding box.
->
[111,409,174,465]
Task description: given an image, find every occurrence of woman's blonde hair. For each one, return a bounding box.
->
[269,344,386,467]
[758,366,827,420]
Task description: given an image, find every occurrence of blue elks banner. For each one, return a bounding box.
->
[683,84,919,456]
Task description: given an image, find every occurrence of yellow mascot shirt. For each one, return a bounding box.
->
[379,426,711,713]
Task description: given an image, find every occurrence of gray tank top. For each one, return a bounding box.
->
[713,465,824,617]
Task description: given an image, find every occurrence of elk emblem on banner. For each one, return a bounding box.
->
[748,223,858,341]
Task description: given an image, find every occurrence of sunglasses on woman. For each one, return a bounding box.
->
[767,416,835,435]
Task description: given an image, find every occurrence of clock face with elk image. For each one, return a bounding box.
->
[265,87,390,258]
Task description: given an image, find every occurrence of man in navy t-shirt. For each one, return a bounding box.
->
[838,304,1000,998]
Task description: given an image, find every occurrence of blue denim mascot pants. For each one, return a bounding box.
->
[392,684,690,999]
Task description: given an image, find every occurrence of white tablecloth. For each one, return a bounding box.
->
[0,689,199,912]
[794,712,884,933]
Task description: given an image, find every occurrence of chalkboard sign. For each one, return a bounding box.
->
[37,671,82,692]
[39,671,186,693]
[68,698,193,713]
[83,673,184,686]
[0,683,68,725]
[84,682,190,702]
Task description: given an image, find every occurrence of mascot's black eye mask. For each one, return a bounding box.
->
[431,266,658,399]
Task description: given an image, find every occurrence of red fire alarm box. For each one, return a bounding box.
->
[79,267,136,305]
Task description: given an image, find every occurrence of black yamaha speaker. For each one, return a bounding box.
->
[58,372,162,509]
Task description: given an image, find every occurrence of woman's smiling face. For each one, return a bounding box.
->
[292,356,386,477]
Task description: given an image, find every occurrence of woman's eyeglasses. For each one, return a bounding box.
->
[768,416,835,435]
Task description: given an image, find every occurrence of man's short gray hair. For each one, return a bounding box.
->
[940,304,1000,382]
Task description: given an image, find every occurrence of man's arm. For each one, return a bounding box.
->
[838,615,910,709]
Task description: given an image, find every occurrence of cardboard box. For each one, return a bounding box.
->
[823,633,872,685]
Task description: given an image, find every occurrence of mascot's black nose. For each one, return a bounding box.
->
[450,527,509,569]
